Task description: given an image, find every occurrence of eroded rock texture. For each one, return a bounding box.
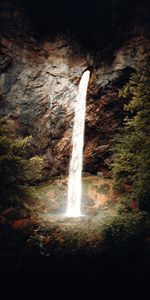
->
[0,1,149,177]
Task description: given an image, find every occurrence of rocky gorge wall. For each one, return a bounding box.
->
[0,2,149,178]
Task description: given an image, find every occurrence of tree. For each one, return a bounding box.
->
[0,117,43,209]
[112,67,150,211]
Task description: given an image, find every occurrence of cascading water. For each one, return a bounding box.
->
[67,70,90,217]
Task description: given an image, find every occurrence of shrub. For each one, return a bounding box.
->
[0,117,43,209]
[101,211,148,251]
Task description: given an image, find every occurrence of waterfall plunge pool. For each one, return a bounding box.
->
[30,175,117,221]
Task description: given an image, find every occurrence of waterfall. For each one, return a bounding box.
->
[67,70,90,217]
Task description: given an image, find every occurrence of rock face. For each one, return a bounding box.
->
[0,2,149,177]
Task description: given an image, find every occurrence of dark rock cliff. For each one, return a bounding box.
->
[0,0,149,177]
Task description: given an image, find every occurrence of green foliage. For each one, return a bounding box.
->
[24,156,43,182]
[113,68,150,211]
[101,211,148,250]
[0,117,43,209]
[114,195,133,214]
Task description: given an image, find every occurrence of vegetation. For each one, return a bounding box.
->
[112,68,150,211]
[0,69,150,276]
[0,117,43,209]
[101,211,149,251]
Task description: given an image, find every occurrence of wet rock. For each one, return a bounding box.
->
[102,170,112,179]
[82,172,92,177]
[0,7,149,177]
[11,217,33,230]
[97,172,104,178]
[0,51,12,73]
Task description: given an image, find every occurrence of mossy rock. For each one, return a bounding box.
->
[96,183,110,194]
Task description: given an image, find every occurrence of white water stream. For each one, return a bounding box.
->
[67,70,90,217]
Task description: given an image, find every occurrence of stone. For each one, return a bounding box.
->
[103,170,112,179]
[0,51,12,73]
[12,218,30,230]
[0,4,149,178]
[82,172,92,177]
[97,172,104,178]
